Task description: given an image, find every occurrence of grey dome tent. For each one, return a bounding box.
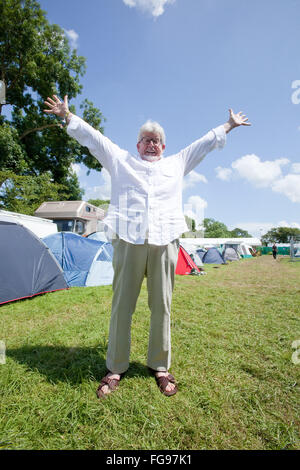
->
[0,221,68,305]
[222,245,240,262]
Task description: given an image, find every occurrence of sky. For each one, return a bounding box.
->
[11,0,300,237]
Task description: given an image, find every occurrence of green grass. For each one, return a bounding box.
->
[0,255,299,450]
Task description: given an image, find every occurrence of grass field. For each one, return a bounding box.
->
[0,255,299,450]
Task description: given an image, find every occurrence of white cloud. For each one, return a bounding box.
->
[183,170,207,190]
[217,154,300,204]
[215,166,233,181]
[64,29,79,49]
[271,174,300,203]
[277,220,300,229]
[291,163,300,173]
[83,169,111,201]
[123,0,175,17]
[231,154,289,188]
[183,195,207,227]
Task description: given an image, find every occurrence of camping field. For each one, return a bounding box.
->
[0,255,299,450]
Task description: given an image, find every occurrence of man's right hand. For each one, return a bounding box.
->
[44,94,69,119]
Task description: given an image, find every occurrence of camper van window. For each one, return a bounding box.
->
[75,220,85,235]
[86,206,91,212]
[55,219,74,232]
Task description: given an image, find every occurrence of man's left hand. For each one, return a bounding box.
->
[224,108,251,133]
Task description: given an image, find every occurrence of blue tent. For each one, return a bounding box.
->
[43,232,114,287]
[0,221,68,305]
[86,242,114,286]
[196,248,207,261]
[86,231,108,242]
[202,247,225,264]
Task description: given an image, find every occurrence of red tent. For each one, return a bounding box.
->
[175,245,201,275]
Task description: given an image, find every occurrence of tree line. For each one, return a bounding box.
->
[184,216,300,243]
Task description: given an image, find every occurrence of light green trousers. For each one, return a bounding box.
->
[106,237,179,374]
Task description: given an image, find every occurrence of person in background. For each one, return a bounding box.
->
[272,243,278,259]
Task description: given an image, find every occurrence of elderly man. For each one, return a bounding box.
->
[44,95,250,397]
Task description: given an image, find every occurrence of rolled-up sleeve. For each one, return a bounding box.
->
[67,115,128,172]
[213,124,226,150]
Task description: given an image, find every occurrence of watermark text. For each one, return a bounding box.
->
[291,80,300,104]
[291,340,300,365]
[0,341,6,365]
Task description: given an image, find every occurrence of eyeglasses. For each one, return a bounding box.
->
[139,137,161,146]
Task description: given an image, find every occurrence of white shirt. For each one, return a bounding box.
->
[67,115,226,245]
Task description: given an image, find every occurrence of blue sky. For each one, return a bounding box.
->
[15,1,300,236]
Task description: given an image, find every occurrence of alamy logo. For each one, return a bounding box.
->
[0,80,5,105]
[291,80,300,104]
[291,340,300,365]
[0,341,6,365]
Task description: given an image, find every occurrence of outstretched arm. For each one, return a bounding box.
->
[181,108,251,175]
[44,95,73,124]
[44,94,127,170]
[223,108,251,134]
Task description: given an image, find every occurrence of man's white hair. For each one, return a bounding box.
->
[137,120,166,146]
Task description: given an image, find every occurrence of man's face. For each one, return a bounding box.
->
[137,132,165,159]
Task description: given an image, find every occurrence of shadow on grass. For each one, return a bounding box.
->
[6,345,149,385]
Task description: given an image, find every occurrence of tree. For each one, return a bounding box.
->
[0,122,28,173]
[228,227,252,238]
[184,215,196,232]
[88,199,110,207]
[203,218,231,238]
[0,170,67,215]
[261,227,300,244]
[0,0,105,205]
[203,218,253,238]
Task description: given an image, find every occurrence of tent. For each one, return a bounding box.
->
[188,250,204,267]
[176,246,201,275]
[179,241,204,267]
[43,232,114,287]
[222,245,240,262]
[0,221,68,305]
[0,209,57,238]
[85,242,114,286]
[202,247,225,264]
[239,243,253,258]
[86,231,108,242]
[196,248,207,261]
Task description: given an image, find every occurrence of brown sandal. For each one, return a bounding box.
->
[149,369,178,396]
[96,373,122,399]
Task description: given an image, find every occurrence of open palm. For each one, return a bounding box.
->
[229,108,251,127]
[44,95,69,118]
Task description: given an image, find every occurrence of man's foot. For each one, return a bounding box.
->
[150,370,178,396]
[96,372,122,399]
